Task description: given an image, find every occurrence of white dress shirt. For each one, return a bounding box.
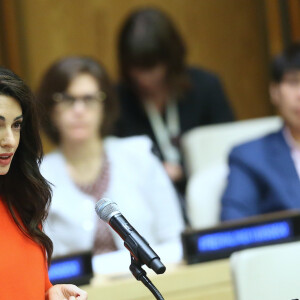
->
[283,127,300,180]
[41,136,185,274]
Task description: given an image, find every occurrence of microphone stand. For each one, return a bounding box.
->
[129,255,165,300]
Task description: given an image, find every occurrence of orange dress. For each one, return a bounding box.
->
[0,198,52,298]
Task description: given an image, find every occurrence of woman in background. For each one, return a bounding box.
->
[37,57,184,273]
[116,7,234,195]
[0,68,87,299]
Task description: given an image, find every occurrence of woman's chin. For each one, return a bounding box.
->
[66,133,95,144]
[0,168,10,175]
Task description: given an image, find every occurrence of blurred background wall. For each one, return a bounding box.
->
[1,0,300,144]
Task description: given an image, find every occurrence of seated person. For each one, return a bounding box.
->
[221,43,300,221]
[115,8,234,195]
[37,56,184,273]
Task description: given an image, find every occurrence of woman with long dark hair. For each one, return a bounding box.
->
[0,67,87,299]
[116,8,235,195]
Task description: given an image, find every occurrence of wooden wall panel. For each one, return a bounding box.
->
[0,0,23,74]
[0,37,3,66]
[17,0,273,122]
[264,0,284,56]
[288,0,300,42]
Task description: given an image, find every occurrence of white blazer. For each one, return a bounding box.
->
[41,136,184,273]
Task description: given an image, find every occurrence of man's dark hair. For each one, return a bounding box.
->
[271,43,300,83]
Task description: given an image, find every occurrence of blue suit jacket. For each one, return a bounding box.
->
[221,130,300,221]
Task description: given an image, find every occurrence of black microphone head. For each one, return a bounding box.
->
[95,198,120,223]
[150,258,166,274]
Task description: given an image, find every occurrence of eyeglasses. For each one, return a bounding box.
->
[53,91,106,107]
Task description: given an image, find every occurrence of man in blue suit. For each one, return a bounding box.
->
[221,43,300,221]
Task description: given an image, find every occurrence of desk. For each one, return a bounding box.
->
[82,259,234,300]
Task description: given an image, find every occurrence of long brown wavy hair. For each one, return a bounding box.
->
[0,67,53,264]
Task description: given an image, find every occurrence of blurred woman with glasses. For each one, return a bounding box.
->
[37,56,184,274]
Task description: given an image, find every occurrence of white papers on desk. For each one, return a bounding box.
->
[92,240,183,277]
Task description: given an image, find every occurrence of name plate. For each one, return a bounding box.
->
[49,252,93,285]
[182,211,300,264]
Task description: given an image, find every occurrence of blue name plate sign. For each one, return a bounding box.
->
[182,211,300,264]
[49,252,93,285]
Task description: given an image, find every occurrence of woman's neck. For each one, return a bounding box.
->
[60,137,104,185]
[139,85,170,112]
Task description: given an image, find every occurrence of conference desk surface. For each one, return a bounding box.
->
[82,259,234,300]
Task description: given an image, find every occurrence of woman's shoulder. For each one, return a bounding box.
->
[187,66,220,82]
[183,66,224,100]
[42,150,63,165]
[40,151,64,177]
[105,135,152,149]
[104,135,153,157]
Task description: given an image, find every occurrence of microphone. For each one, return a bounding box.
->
[95,198,166,274]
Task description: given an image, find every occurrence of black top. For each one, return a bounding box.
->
[115,67,234,156]
[115,66,235,195]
